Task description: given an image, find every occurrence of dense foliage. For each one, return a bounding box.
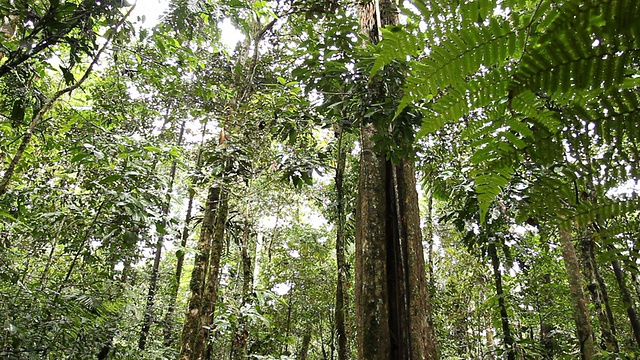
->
[1,0,638,359]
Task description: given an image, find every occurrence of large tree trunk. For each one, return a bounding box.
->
[558,227,595,360]
[199,189,229,360]
[178,186,221,360]
[355,2,437,359]
[334,125,349,360]
[487,242,515,360]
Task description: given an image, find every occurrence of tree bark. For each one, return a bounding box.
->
[578,233,618,352]
[487,242,515,360]
[164,120,208,347]
[178,186,221,360]
[298,330,312,360]
[334,124,349,360]
[558,227,595,360]
[610,249,640,348]
[355,2,437,359]
[231,217,253,360]
[199,189,229,360]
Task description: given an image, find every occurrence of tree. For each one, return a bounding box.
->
[354,1,437,359]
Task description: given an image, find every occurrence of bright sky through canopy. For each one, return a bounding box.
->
[130,0,244,49]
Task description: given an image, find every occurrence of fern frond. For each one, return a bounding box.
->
[509,0,640,97]
[370,25,424,77]
[473,166,513,223]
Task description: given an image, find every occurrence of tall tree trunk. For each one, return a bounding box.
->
[426,191,435,288]
[355,2,437,360]
[231,218,253,360]
[334,124,349,360]
[540,274,556,360]
[139,119,184,350]
[578,233,618,352]
[487,242,515,360]
[610,249,640,348]
[199,189,229,360]
[178,186,221,360]
[164,120,208,347]
[558,227,595,360]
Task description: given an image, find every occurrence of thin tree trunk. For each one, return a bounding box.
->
[334,124,349,360]
[139,119,184,350]
[558,227,595,360]
[231,218,252,360]
[298,330,312,360]
[487,242,515,360]
[426,191,435,287]
[164,120,208,347]
[610,248,640,348]
[578,233,618,352]
[540,274,556,360]
[178,186,220,360]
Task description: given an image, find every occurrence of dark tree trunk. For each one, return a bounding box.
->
[231,218,253,360]
[540,274,556,360]
[299,330,312,360]
[558,227,595,360]
[487,242,515,360]
[578,233,618,352]
[139,120,184,350]
[334,124,349,360]
[610,250,640,348]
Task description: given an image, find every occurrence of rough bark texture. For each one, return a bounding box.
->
[487,242,515,360]
[396,161,438,359]
[356,121,391,360]
[178,186,220,360]
[198,189,228,360]
[335,125,349,360]
[355,2,437,359]
[558,227,595,360]
[164,121,207,346]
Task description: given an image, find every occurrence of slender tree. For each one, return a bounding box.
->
[139,117,184,350]
[558,227,596,360]
[334,124,349,360]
